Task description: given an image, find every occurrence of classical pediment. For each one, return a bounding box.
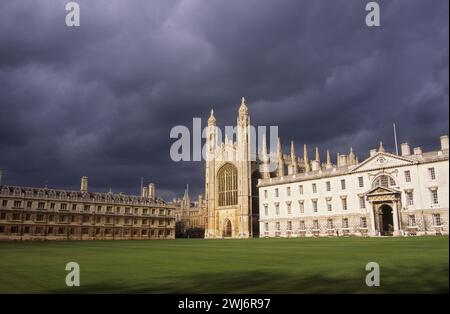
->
[350,152,416,173]
[365,185,400,196]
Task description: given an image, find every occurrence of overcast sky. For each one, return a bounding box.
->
[0,0,448,200]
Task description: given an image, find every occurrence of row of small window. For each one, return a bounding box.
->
[405,189,439,206]
[0,226,171,236]
[263,189,439,216]
[405,168,437,182]
[264,196,359,216]
[266,180,350,198]
[0,200,169,215]
[408,214,442,227]
[265,217,367,232]
[264,168,437,199]
[0,212,168,225]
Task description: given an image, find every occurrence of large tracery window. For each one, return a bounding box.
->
[217,164,238,207]
[372,175,396,188]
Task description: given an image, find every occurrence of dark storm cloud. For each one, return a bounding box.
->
[0,0,448,199]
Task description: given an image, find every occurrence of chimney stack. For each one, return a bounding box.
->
[80,176,88,193]
[148,183,155,198]
[440,135,449,151]
[413,147,422,155]
[401,143,411,156]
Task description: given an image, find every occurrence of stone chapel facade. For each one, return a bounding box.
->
[204,97,261,238]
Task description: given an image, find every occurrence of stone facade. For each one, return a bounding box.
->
[0,178,175,241]
[204,98,260,238]
[258,136,449,237]
[172,187,207,231]
[203,97,450,239]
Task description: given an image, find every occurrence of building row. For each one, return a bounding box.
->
[0,177,175,241]
[203,98,449,238]
[258,136,449,237]
[172,186,207,233]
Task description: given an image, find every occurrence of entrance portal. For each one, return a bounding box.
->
[223,219,232,238]
[379,204,394,236]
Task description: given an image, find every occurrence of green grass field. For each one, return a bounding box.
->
[0,237,448,293]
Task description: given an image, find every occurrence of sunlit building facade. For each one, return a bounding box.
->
[258,136,449,237]
[0,178,175,240]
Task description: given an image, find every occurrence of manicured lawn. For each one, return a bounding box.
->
[0,237,448,293]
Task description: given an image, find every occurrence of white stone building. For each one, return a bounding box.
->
[258,136,449,237]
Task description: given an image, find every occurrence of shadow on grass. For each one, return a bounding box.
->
[50,264,449,294]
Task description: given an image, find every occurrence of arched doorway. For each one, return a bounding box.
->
[223,219,232,238]
[379,204,394,236]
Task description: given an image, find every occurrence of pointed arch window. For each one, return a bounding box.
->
[217,164,238,207]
